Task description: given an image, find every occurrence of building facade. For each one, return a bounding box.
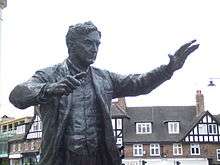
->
[2,91,220,165]
[122,91,220,165]
[0,116,32,165]
[7,99,128,165]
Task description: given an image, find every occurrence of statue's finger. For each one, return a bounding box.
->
[63,79,78,90]
[62,83,74,94]
[58,84,72,94]
[184,44,200,55]
[66,76,81,86]
[56,88,67,96]
[175,40,197,56]
[190,40,197,44]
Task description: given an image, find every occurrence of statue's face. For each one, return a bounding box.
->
[73,31,101,66]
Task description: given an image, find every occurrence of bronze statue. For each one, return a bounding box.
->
[9,21,199,165]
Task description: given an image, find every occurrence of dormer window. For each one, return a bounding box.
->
[168,122,179,134]
[136,122,152,134]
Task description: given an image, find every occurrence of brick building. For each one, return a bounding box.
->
[8,108,42,165]
[122,91,220,165]
[2,91,220,165]
[0,116,32,165]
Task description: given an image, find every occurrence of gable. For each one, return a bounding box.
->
[183,112,220,143]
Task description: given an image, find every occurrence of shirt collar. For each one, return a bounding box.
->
[66,58,90,75]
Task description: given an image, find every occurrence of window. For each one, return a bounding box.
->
[2,125,7,132]
[31,141,35,150]
[217,149,220,161]
[116,138,122,146]
[136,123,152,134]
[25,142,29,150]
[208,124,217,135]
[16,125,25,134]
[117,119,122,129]
[198,124,207,134]
[190,143,200,155]
[168,122,179,134]
[33,122,39,131]
[173,143,182,155]
[111,119,115,129]
[18,144,21,151]
[133,144,143,156]
[12,144,16,152]
[8,124,13,131]
[150,144,160,156]
[14,122,18,130]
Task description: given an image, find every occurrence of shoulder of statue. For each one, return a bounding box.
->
[34,61,68,79]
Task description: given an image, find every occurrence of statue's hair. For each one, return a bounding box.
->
[66,21,101,49]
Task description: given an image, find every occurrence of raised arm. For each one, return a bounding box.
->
[110,40,199,98]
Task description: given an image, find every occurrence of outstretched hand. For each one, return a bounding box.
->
[168,40,199,72]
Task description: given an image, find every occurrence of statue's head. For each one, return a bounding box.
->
[66,21,101,66]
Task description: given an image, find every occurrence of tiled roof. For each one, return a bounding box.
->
[214,114,220,123]
[123,106,197,143]
[111,102,129,118]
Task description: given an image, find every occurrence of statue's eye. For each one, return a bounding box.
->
[84,40,93,45]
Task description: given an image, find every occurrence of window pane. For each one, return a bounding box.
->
[117,119,122,129]
[138,125,141,132]
[199,124,207,134]
[111,119,115,129]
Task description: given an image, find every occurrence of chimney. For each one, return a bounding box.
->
[196,90,205,116]
[116,97,127,110]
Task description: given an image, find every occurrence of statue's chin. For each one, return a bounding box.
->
[85,59,96,65]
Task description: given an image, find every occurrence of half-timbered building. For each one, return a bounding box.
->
[4,91,220,165]
[122,91,220,165]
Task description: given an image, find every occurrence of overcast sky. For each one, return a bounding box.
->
[1,0,220,118]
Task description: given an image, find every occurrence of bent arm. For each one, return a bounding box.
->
[9,70,50,109]
[109,64,174,98]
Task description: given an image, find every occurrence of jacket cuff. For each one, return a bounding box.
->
[37,84,51,104]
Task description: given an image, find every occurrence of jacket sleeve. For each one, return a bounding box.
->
[9,70,52,109]
[108,64,174,98]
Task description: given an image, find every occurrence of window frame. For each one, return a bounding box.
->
[168,122,180,134]
[17,143,21,152]
[133,144,144,156]
[190,143,200,155]
[208,124,217,135]
[150,143,160,156]
[173,143,183,155]
[31,141,35,150]
[198,124,208,134]
[136,122,152,134]
[217,149,220,161]
[12,144,16,152]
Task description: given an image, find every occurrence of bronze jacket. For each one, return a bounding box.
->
[9,60,173,165]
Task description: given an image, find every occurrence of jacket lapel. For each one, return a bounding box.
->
[90,67,109,112]
[91,67,121,164]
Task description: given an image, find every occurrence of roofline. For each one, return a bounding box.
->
[180,111,214,141]
[124,140,220,144]
[115,104,130,119]
[0,117,33,125]
[124,141,180,144]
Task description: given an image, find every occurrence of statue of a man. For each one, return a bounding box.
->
[9,21,199,165]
